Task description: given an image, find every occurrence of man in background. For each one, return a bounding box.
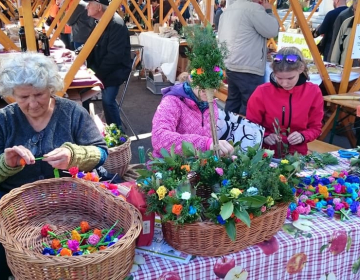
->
[218,0,278,116]
[84,0,132,129]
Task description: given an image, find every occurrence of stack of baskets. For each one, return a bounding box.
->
[0,178,142,280]
[103,138,132,177]
[162,203,289,257]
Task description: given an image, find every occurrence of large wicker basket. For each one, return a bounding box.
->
[103,138,132,177]
[162,203,289,257]
[0,178,142,280]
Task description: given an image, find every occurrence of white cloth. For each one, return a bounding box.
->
[139,32,179,83]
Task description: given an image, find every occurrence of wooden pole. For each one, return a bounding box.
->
[290,0,336,95]
[122,0,144,32]
[339,0,360,94]
[147,0,152,30]
[36,0,52,27]
[167,0,186,26]
[46,0,71,37]
[206,89,220,158]
[0,29,20,50]
[62,0,122,92]
[190,0,206,25]
[20,3,37,52]
[306,0,322,22]
[159,0,163,24]
[205,0,211,23]
[0,11,11,24]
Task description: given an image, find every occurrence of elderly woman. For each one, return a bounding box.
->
[0,52,108,277]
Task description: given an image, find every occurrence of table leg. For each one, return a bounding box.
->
[329,106,341,144]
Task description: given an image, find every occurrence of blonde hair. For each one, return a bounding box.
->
[271,47,309,80]
[0,52,64,97]
[177,72,189,83]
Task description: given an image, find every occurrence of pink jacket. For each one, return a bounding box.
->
[152,92,218,158]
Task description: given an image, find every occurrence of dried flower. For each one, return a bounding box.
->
[217,215,226,225]
[189,206,197,215]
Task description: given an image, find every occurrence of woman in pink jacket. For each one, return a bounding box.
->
[246,47,324,158]
[152,76,234,157]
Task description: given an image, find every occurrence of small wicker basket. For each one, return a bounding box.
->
[103,138,132,177]
[0,178,142,280]
[162,203,289,257]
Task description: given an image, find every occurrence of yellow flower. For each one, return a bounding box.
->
[71,230,81,241]
[181,165,190,172]
[280,159,289,164]
[313,198,319,203]
[156,186,167,200]
[230,188,242,198]
[308,185,315,191]
[266,196,274,207]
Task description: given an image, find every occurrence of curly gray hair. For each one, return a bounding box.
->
[0,52,64,97]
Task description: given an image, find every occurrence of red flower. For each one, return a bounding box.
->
[341,185,347,194]
[343,202,350,210]
[148,189,156,195]
[305,199,315,208]
[41,224,52,237]
[291,210,299,221]
[234,218,241,223]
[80,221,90,233]
[69,167,79,177]
[339,172,345,178]
[262,152,268,158]
[107,184,118,190]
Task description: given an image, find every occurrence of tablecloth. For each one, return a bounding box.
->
[139,32,179,83]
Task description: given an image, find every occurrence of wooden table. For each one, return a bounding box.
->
[320,93,360,147]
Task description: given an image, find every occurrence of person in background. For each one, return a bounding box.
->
[178,0,190,21]
[152,76,234,158]
[218,0,279,116]
[214,0,225,31]
[84,0,132,129]
[329,0,358,61]
[67,0,95,49]
[312,0,347,61]
[0,52,108,279]
[152,0,172,24]
[246,47,324,158]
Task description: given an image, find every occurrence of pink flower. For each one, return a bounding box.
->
[88,234,100,245]
[213,66,220,72]
[41,224,52,237]
[215,168,223,176]
[333,198,341,205]
[304,205,311,215]
[231,155,238,161]
[333,184,342,194]
[328,177,335,183]
[335,203,344,211]
[342,170,349,176]
[168,190,176,197]
[67,240,80,252]
[261,206,266,213]
[286,208,291,219]
[147,189,156,195]
[299,195,308,202]
[296,205,306,214]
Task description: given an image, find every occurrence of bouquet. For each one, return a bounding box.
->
[137,142,295,240]
[103,123,128,148]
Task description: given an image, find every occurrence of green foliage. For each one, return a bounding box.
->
[103,123,128,148]
[183,24,228,90]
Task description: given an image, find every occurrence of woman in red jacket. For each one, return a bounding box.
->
[246,47,324,158]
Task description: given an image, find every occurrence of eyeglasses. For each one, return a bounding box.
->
[28,131,44,156]
[273,54,301,64]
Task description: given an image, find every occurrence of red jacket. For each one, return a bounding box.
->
[246,74,324,157]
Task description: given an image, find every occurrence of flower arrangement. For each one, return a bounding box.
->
[287,171,360,221]
[183,24,228,90]
[41,221,123,256]
[137,142,295,240]
[103,123,128,148]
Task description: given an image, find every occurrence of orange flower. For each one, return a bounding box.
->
[99,246,107,250]
[180,165,190,172]
[92,176,100,182]
[19,158,26,166]
[279,175,287,183]
[201,159,207,166]
[60,248,72,256]
[249,213,254,220]
[80,221,90,233]
[88,246,97,253]
[71,230,81,242]
[51,239,61,250]
[99,184,107,189]
[172,204,183,215]
[93,228,102,238]
[196,68,204,75]
[332,171,339,178]
[84,172,93,181]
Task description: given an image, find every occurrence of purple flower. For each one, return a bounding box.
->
[333,198,341,205]
[111,189,120,196]
[67,240,80,252]
[77,171,85,178]
[42,248,56,255]
[328,177,335,183]
[88,234,100,245]
[215,168,223,176]
[299,195,308,202]
[108,230,115,237]
[286,208,291,219]
[326,206,335,218]
[213,66,220,72]
[120,137,126,142]
[333,183,342,194]
[217,215,226,225]
[118,234,125,239]
[335,203,344,211]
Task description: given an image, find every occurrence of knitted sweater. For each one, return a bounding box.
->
[0,97,107,192]
[151,84,218,158]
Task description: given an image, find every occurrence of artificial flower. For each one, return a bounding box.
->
[181,192,191,200]
[222,179,229,186]
[69,167,79,177]
[42,247,56,256]
[168,190,176,197]
[213,66,220,72]
[196,68,204,75]
[71,230,81,242]
[281,159,289,164]
[181,165,190,172]
[51,239,61,250]
[279,175,287,183]
[80,221,90,233]
[172,204,183,215]
[263,152,268,158]
[60,248,72,256]
[67,240,80,252]
[155,172,162,179]
[156,186,167,200]
[230,188,242,198]
[266,197,275,207]
[41,224,52,237]
[148,189,156,195]
[93,228,102,238]
[261,206,267,213]
[88,234,100,246]
[215,168,223,176]
[217,215,226,225]
[291,210,299,221]
[189,206,197,215]
[247,187,258,195]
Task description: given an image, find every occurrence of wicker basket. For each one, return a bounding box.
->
[0,178,142,280]
[162,203,289,257]
[103,138,132,177]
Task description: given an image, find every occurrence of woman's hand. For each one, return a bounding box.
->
[210,140,234,156]
[43,147,71,169]
[263,133,282,146]
[4,146,35,167]
[287,132,304,145]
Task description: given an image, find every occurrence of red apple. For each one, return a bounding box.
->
[286,253,307,274]
[329,230,347,255]
[256,236,279,255]
[214,256,236,279]
[157,271,181,280]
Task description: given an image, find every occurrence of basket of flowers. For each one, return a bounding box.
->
[0,177,142,280]
[137,142,295,257]
[102,123,132,177]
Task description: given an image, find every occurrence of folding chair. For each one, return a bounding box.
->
[117,52,140,141]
